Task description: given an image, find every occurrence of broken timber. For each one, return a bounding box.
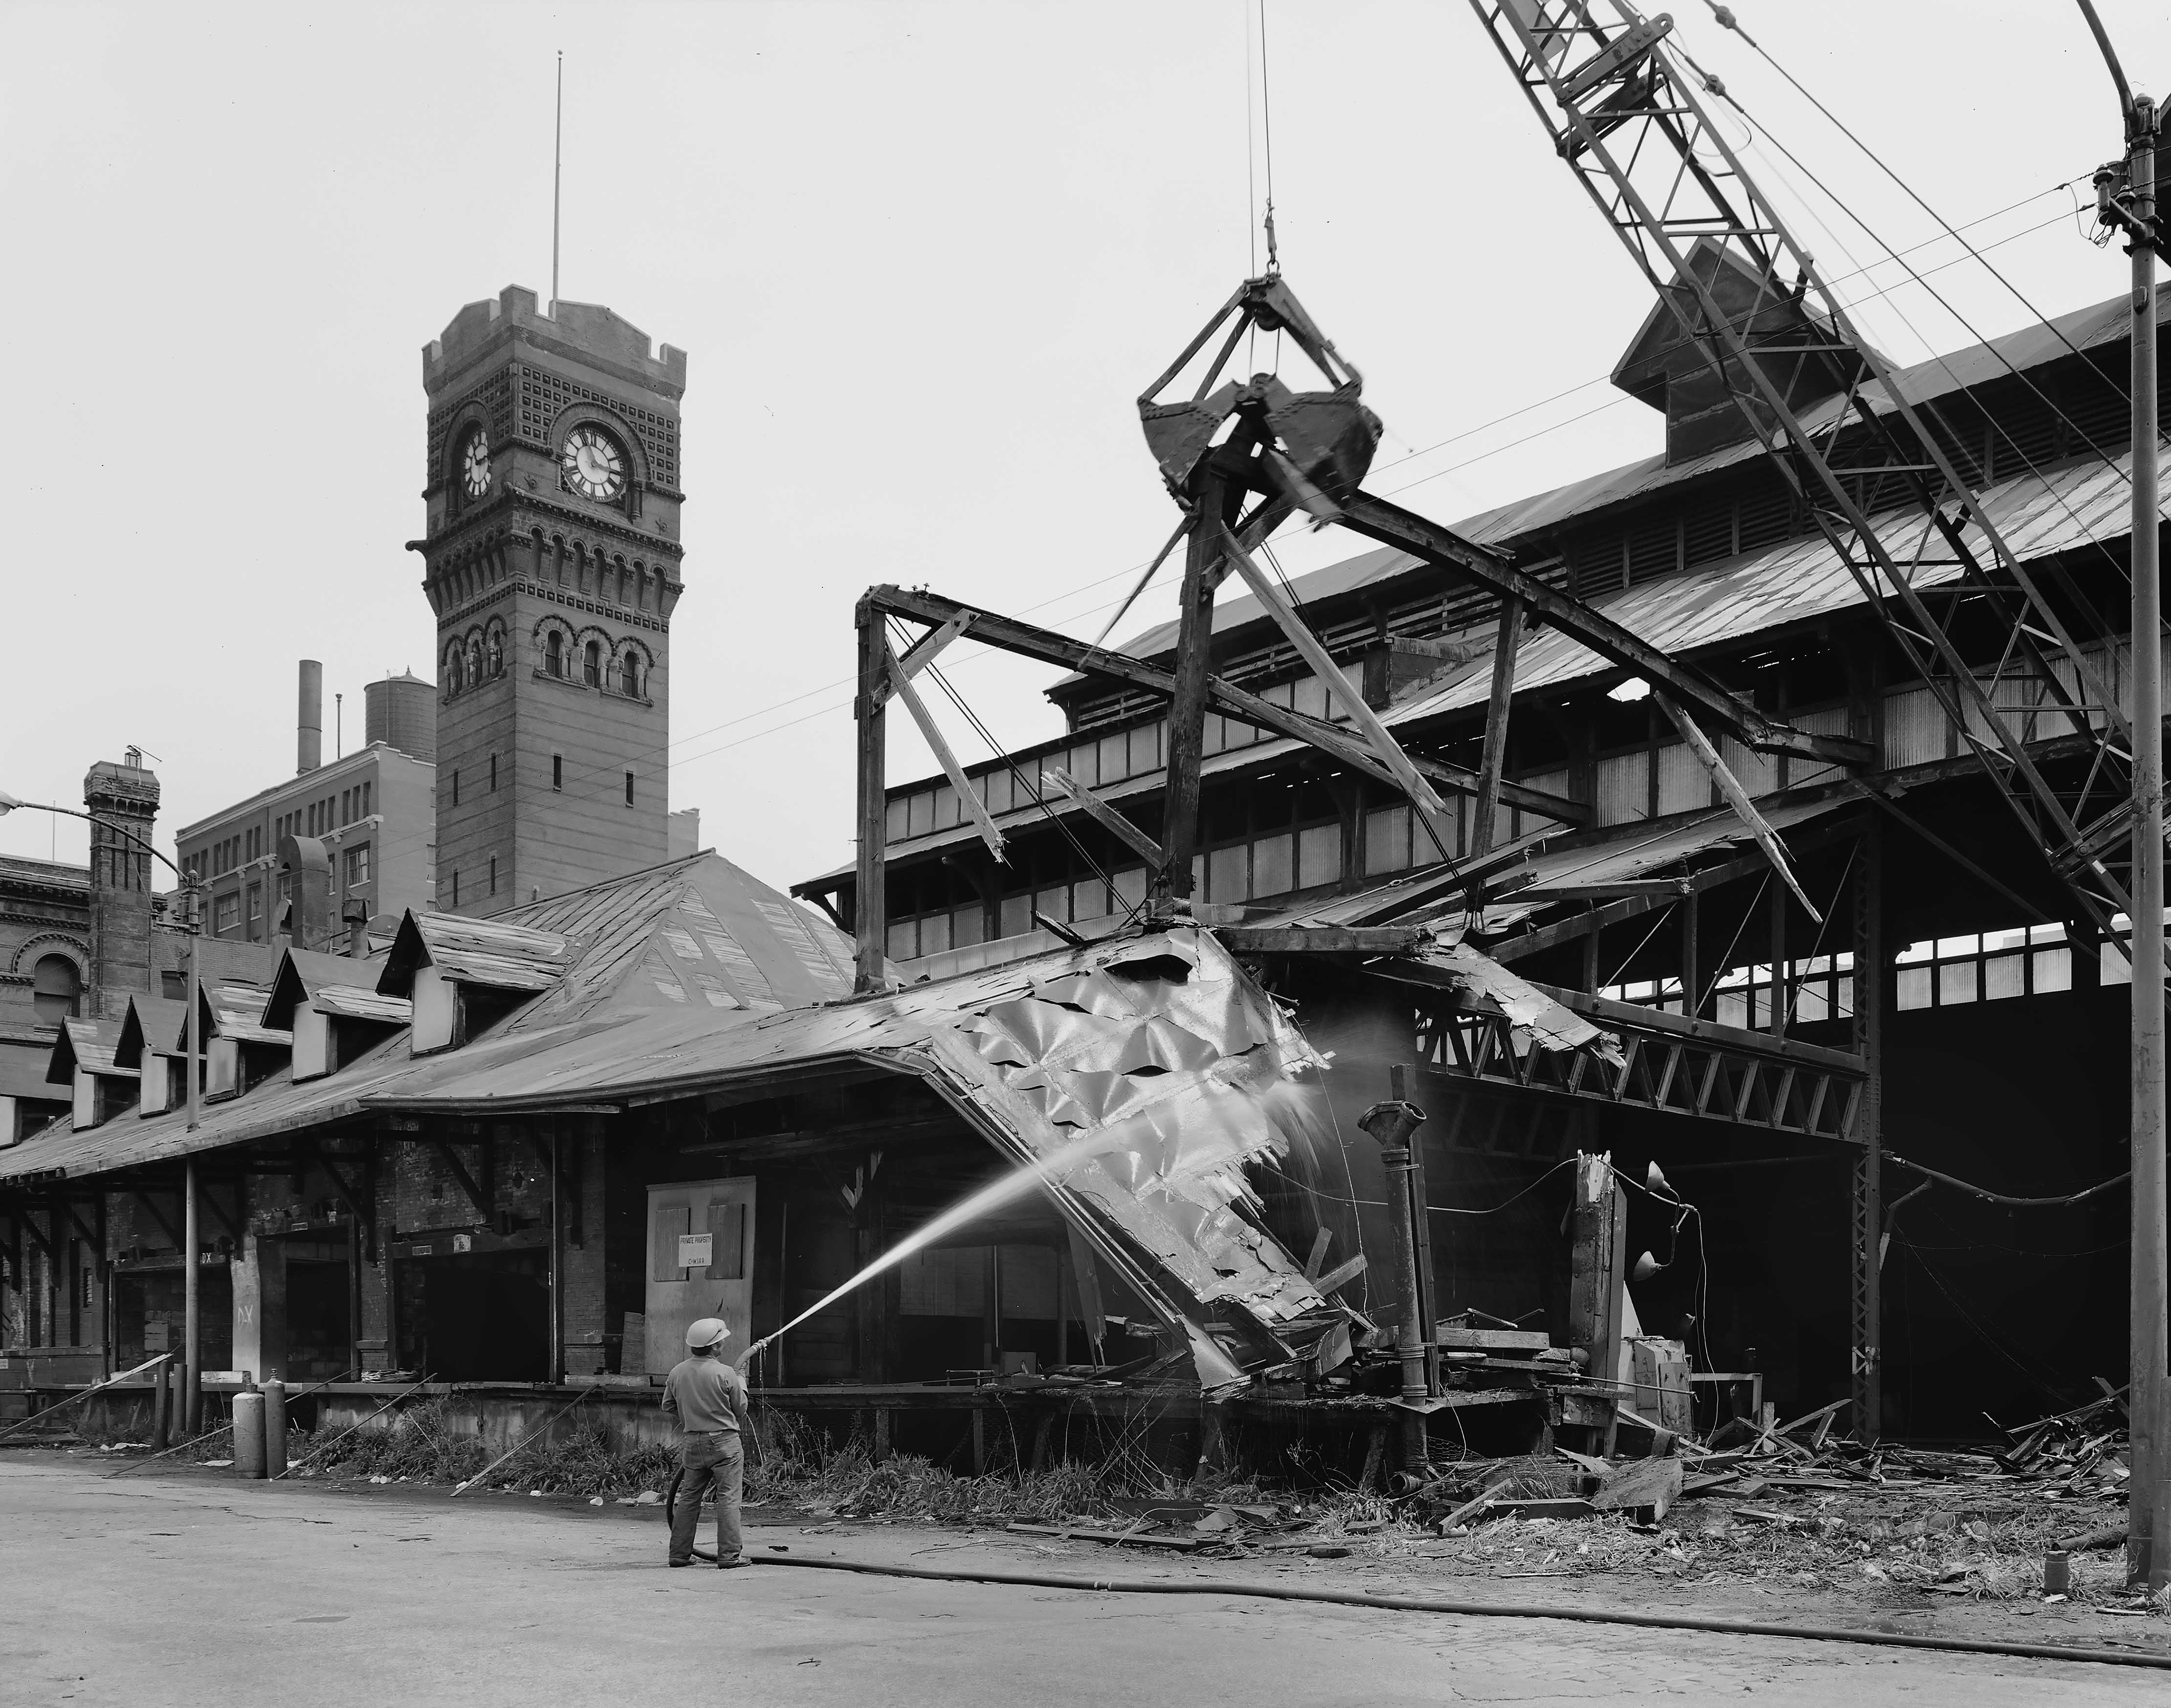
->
[867,587,1590,827]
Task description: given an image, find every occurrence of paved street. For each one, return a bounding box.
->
[0,1454,2159,1707]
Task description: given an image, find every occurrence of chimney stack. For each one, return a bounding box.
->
[297,659,323,774]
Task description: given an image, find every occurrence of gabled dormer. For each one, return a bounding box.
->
[1613,238,1867,465]
[265,948,413,1082]
[47,1017,137,1129]
[194,983,288,1101]
[377,912,568,1055]
[116,994,199,1117]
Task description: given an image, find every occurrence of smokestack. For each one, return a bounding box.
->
[297,659,323,775]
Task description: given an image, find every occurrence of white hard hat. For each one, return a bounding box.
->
[686,1317,731,1351]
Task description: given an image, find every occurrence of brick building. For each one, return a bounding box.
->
[176,667,437,952]
[415,286,688,918]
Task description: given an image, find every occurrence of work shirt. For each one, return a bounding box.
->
[662,1353,746,1436]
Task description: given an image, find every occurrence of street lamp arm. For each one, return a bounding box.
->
[2073,0,2138,123]
[0,796,191,886]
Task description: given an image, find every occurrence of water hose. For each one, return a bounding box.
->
[745,1554,2171,1672]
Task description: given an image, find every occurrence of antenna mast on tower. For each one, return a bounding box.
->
[551,50,563,315]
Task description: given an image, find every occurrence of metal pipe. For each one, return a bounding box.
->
[2127,93,2169,1597]
[182,1158,200,1434]
[1358,1097,1432,1431]
[296,659,323,775]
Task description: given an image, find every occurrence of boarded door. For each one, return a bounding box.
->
[644,1179,756,1377]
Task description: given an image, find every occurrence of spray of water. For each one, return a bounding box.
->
[738,1126,1124,1367]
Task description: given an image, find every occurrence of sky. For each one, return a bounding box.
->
[1,0,2165,898]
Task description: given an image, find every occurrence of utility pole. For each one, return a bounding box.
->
[2080,0,2168,1593]
[2129,98,2168,1598]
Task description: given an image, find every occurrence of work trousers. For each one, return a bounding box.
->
[669,1430,744,1565]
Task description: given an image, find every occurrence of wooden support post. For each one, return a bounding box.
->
[853,594,889,990]
[1583,917,1603,994]
[1681,891,1701,1019]
[1849,812,1886,1443]
[875,1408,893,1465]
[1569,1153,1626,1455]
[971,1402,987,1475]
[182,1160,200,1434]
[1471,595,1522,858]
[1160,494,1221,901]
[1769,875,1789,1037]
[548,1124,564,1386]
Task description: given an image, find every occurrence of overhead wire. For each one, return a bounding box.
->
[1671,4,2149,638]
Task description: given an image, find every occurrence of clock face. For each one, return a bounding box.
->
[560,425,626,501]
[461,428,491,499]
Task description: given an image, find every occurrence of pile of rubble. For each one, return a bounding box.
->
[1007,1384,2160,1616]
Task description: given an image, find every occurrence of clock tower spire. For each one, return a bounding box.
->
[413,285,687,915]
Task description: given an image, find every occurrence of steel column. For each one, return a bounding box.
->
[2125,95,2169,1594]
[1849,813,1886,1443]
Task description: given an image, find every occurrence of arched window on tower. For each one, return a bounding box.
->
[487,630,504,678]
[583,640,601,687]
[466,638,483,688]
[545,630,564,678]
[32,955,81,1026]
[447,646,465,694]
[621,650,641,697]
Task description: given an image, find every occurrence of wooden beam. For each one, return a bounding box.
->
[1219,524,1461,864]
[867,586,1588,826]
[1335,489,1873,767]
[1484,815,1862,963]
[1163,484,1225,898]
[1041,767,1162,867]
[1529,980,1866,1075]
[883,642,1007,863]
[428,1138,490,1221]
[892,613,970,683]
[854,593,888,992]
[308,1143,374,1237]
[1471,594,1523,858]
[132,1190,182,1254]
[59,1197,100,1254]
[1217,926,1433,955]
[1655,691,1821,921]
[197,1182,241,1245]
[13,1206,56,1264]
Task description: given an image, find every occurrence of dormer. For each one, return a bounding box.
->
[195,983,289,1101]
[265,950,413,1082]
[116,995,199,1117]
[47,1017,137,1129]
[1613,238,1868,465]
[377,912,569,1055]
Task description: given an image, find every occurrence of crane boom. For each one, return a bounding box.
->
[1468,0,2141,933]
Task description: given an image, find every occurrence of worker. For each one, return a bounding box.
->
[662,1317,754,1568]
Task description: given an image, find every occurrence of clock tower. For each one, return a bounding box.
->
[414,286,687,915]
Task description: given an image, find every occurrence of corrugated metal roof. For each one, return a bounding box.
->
[493,851,856,1026]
